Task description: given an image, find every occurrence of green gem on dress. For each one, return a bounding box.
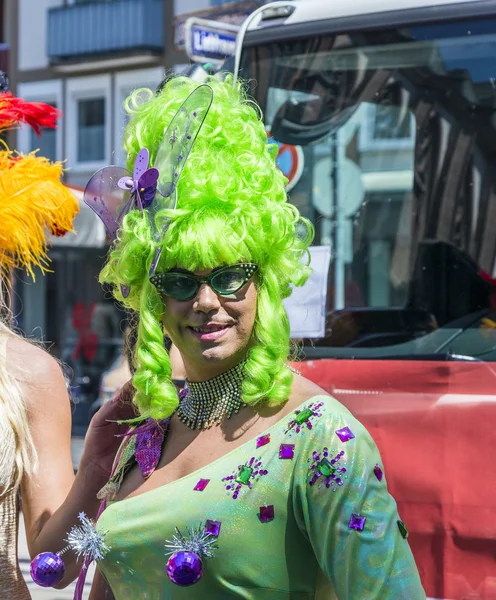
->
[284,401,325,436]
[235,465,253,485]
[222,456,268,499]
[308,447,347,490]
[397,520,409,538]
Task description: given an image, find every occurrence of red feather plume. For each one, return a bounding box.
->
[0,92,60,135]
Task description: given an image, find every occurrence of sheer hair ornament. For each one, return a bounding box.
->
[83,84,214,296]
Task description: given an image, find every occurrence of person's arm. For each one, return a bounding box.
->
[292,397,426,599]
[13,338,135,588]
[89,570,115,600]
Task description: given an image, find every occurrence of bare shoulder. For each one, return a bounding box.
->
[288,372,330,408]
[256,372,330,426]
[6,336,67,395]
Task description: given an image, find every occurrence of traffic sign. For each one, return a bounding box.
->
[268,132,304,191]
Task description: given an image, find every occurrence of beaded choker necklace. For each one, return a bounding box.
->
[177,362,246,430]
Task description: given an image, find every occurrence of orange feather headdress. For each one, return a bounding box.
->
[0,76,79,278]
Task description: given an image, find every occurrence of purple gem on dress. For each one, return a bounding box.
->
[335,426,355,443]
[30,552,65,587]
[374,464,383,481]
[205,520,221,537]
[256,434,271,448]
[259,505,275,522]
[279,443,295,459]
[193,478,210,492]
[166,551,203,586]
[348,513,366,531]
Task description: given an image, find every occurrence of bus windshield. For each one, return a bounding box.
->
[240,15,496,361]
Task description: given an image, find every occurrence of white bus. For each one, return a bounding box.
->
[235,2,496,598]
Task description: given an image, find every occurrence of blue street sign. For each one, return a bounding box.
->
[185,18,239,64]
[192,25,237,58]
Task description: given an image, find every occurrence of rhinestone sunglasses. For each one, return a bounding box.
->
[150,263,258,301]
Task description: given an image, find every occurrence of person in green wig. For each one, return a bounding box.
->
[34,74,426,599]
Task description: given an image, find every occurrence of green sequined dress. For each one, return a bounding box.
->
[96,395,426,599]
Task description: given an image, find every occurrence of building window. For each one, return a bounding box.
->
[29,103,57,162]
[77,98,105,163]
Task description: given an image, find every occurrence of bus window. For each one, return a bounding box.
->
[241,17,496,361]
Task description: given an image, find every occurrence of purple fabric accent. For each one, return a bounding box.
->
[259,505,275,522]
[135,421,168,479]
[193,478,210,492]
[204,520,221,537]
[96,498,106,521]
[348,513,366,531]
[279,443,295,459]
[256,434,271,448]
[335,426,355,443]
[73,559,91,600]
[30,552,65,587]
[374,464,383,481]
[166,551,203,586]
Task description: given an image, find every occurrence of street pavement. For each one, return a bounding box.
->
[18,436,95,599]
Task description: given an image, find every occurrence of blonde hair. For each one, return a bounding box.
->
[0,285,37,495]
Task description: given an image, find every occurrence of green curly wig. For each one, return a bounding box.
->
[99,75,314,421]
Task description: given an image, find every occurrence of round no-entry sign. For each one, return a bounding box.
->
[267,132,304,192]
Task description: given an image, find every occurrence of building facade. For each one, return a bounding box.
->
[7,0,259,419]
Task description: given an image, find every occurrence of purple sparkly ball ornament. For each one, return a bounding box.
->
[166,551,203,586]
[164,523,219,587]
[30,512,109,590]
[30,552,65,587]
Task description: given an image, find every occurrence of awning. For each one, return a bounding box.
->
[50,185,107,248]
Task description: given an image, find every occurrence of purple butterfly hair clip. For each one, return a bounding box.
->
[117,148,158,210]
[83,84,214,293]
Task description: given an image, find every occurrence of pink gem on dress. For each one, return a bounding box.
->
[259,505,275,522]
[279,443,295,459]
[205,520,221,537]
[193,479,210,492]
[256,434,271,448]
[335,426,355,443]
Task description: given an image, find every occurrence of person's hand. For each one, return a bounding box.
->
[79,381,138,480]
